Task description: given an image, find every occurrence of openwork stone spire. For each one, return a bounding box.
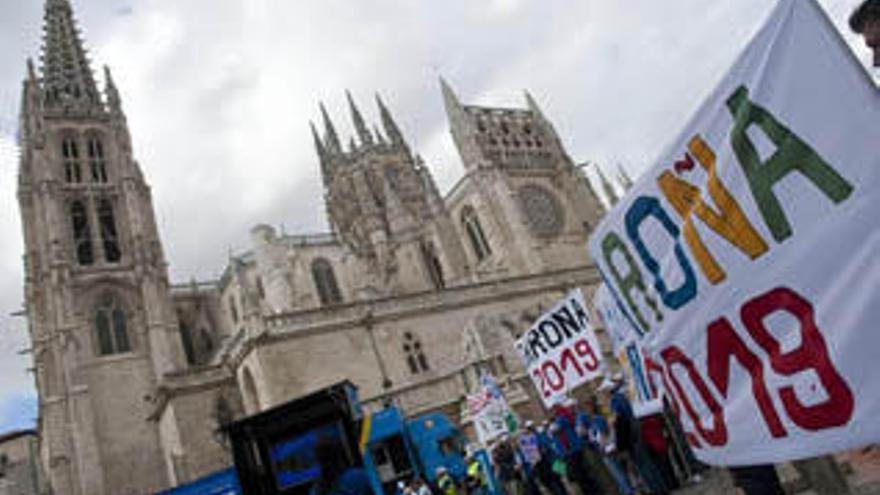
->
[346,91,373,146]
[40,0,101,110]
[376,93,406,148]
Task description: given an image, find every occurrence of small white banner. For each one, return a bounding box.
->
[515,289,604,408]
[467,379,513,445]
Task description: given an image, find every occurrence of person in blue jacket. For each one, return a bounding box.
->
[550,403,604,495]
[535,423,569,495]
[582,401,634,495]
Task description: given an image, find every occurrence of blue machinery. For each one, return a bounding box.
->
[160,382,500,495]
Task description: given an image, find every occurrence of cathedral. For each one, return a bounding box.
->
[17,1,630,493]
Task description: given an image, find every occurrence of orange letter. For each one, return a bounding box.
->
[658,135,768,284]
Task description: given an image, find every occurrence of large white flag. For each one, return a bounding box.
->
[588,0,879,466]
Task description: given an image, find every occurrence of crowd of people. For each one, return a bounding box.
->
[315,387,703,495]
[485,390,701,495]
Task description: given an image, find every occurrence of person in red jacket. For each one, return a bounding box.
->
[639,413,679,490]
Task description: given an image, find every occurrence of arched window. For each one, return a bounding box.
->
[179,320,196,365]
[94,293,131,356]
[70,200,94,266]
[198,328,215,358]
[311,258,342,306]
[87,135,108,183]
[62,137,82,183]
[241,367,261,414]
[97,199,121,263]
[420,242,445,290]
[403,332,429,374]
[461,207,492,262]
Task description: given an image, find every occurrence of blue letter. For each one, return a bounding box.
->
[625,196,697,309]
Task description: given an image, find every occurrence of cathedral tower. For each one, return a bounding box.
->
[18,1,183,492]
[313,93,468,295]
[441,78,605,275]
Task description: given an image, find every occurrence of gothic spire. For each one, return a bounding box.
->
[311,121,331,185]
[524,89,547,121]
[617,163,634,190]
[375,93,406,148]
[346,90,373,146]
[440,76,463,116]
[373,125,386,145]
[40,0,101,110]
[104,66,122,114]
[596,164,619,207]
[320,102,341,154]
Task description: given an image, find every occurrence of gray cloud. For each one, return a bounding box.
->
[0,0,872,425]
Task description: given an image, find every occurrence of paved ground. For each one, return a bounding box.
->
[668,447,880,494]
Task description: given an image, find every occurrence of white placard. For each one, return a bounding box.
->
[515,289,604,408]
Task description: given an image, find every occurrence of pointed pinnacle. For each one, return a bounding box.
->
[346,90,373,146]
[373,125,386,145]
[440,76,461,109]
[26,59,37,82]
[104,66,122,113]
[596,164,619,206]
[524,89,546,120]
[617,163,634,190]
[320,102,341,153]
[310,121,326,158]
[376,93,405,146]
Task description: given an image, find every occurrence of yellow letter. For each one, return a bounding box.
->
[657,135,769,284]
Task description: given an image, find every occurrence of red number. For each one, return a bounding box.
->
[741,287,854,430]
[646,355,702,448]
[707,317,787,438]
[661,345,728,447]
[531,368,550,398]
[574,339,600,371]
[560,348,584,377]
[542,361,565,392]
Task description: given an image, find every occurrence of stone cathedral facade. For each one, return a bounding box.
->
[17,1,631,493]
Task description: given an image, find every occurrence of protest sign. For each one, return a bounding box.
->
[515,289,604,408]
[588,0,879,465]
[467,376,515,445]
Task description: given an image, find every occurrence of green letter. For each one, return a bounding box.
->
[727,86,854,242]
[601,232,663,333]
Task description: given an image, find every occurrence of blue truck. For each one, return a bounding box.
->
[160,382,496,495]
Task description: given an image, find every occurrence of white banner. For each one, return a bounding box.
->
[515,289,604,408]
[467,377,514,445]
[588,0,879,466]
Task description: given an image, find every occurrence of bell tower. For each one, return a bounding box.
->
[18,1,183,493]
[313,92,468,295]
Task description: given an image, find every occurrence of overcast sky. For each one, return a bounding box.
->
[0,0,873,432]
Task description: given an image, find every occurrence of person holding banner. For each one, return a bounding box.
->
[516,422,568,495]
[581,402,634,495]
[492,435,523,495]
[610,392,669,495]
[550,401,606,495]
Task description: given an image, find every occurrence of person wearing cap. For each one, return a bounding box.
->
[436,466,458,495]
[610,391,669,495]
[492,435,523,495]
[582,399,634,495]
[516,422,567,495]
[465,453,488,495]
[535,422,569,495]
[550,401,605,495]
